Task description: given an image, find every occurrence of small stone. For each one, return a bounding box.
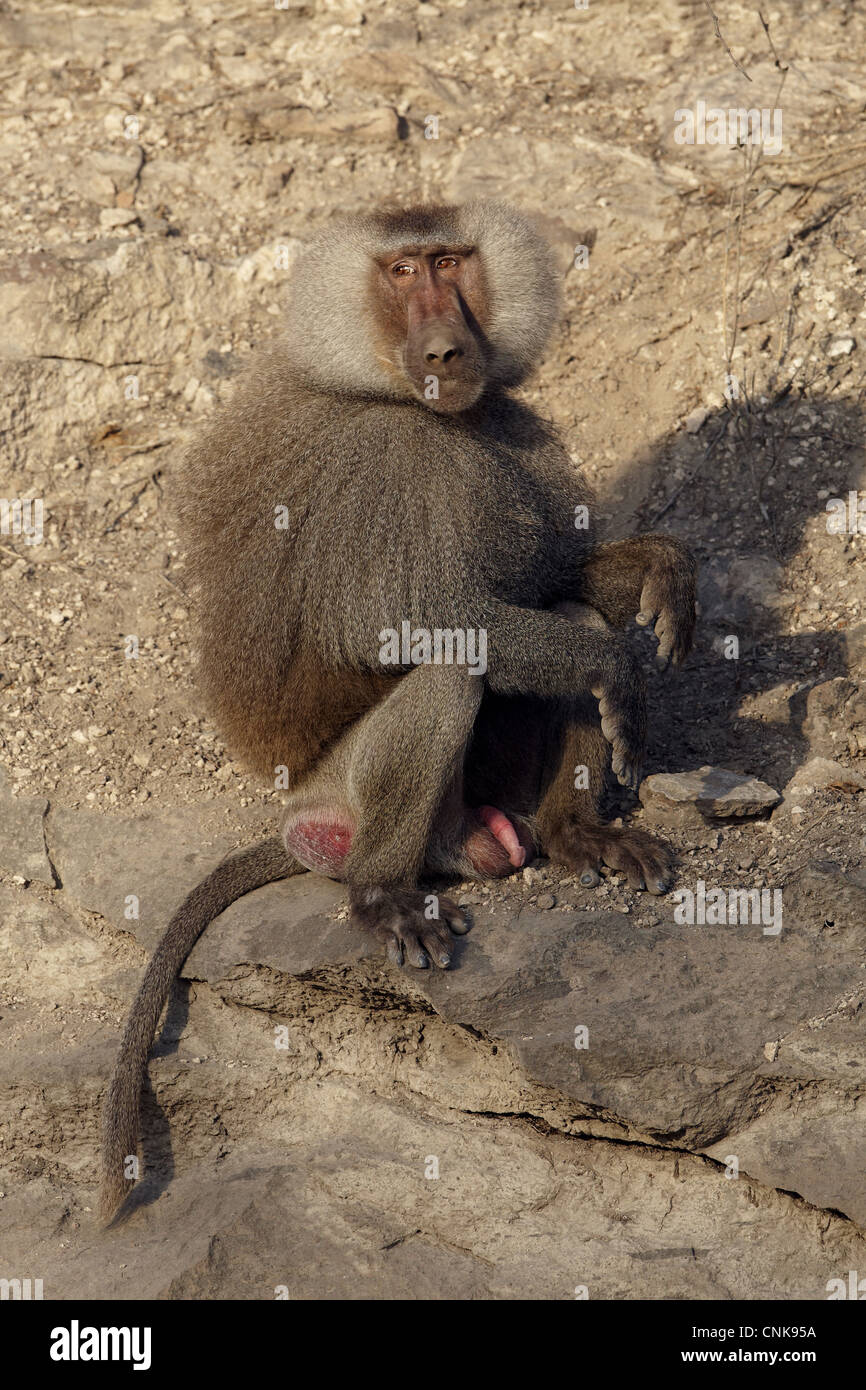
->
[536,892,556,910]
[264,163,294,197]
[82,171,116,207]
[827,335,856,359]
[684,406,708,434]
[92,144,144,185]
[783,757,866,800]
[639,767,780,825]
[99,207,139,229]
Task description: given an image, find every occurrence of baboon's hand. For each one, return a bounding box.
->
[635,550,699,671]
[348,885,469,969]
[591,648,647,792]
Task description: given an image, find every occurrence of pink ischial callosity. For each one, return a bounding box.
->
[284,816,355,876]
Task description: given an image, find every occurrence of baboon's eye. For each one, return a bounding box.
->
[436,256,459,269]
[392,262,415,277]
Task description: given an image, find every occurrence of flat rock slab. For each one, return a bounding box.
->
[49,804,866,1228]
[182,865,866,1226]
[183,874,864,1132]
[640,766,781,824]
[9,1094,863,1301]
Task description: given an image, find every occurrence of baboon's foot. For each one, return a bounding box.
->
[545,818,673,894]
[348,885,468,969]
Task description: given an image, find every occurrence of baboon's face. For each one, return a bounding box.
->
[371,245,490,413]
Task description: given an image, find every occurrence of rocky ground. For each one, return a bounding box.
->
[1,0,866,1300]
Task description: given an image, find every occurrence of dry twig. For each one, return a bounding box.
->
[702,1,752,81]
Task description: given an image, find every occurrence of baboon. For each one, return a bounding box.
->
[100,200,697,1221]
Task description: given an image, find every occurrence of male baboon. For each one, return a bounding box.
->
[100,201,697,1221]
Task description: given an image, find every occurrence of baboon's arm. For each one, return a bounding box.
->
[472,600,647,790]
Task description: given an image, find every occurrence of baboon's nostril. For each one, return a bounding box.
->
[423,331,463,366]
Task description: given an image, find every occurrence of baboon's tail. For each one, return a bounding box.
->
[99,836,300,1224]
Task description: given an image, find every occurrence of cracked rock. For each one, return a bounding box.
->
[0,767,56,886]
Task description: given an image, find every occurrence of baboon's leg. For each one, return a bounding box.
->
[533,601,672,892]
[282,664,473,873]
[281,663,527,965]
[535,714,672,894]
[467,602,673,894]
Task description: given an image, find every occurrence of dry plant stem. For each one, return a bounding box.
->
[702,1,752,80]
[693,10,794,541]
[723,146,750,374]
[757,10,787,72]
